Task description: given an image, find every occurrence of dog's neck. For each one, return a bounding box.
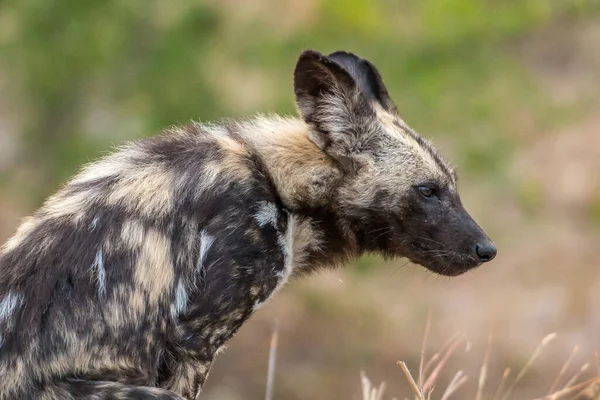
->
[234,115,361,273]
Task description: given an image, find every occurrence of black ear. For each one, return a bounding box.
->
[327,51,397,114]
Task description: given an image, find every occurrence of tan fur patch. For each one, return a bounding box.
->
[40,149,146,223]
[40,146,175,223]
[244,227,262,244]
[36,340,143,393]
[375,105,452,184]
[239,116,342,209]
[106,166,175,219]
[134,228,174,305]
[290,216,322,272]
[0,217,37,255]
[42,190,98,223]
[119,219,146,250]
[104,286,145,330]
[71,146,145,187]
[0,355,26,395]
[102,227,173,330]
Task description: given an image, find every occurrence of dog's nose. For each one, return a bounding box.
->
[476,243,497,262]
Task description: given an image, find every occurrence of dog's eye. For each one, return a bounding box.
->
[418,186,435,198]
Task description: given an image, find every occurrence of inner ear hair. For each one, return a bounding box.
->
[293,49,379,174]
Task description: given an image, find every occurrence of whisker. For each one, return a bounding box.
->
[370,229,394,244]
[390,259,411,276]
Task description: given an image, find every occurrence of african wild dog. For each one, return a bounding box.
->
[0,49,496,399]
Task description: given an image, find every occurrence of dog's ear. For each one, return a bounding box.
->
[293,49,361,126]
[326,51,397,114]
[294,50,382,170]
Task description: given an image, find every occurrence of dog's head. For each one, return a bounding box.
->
[294,50,496,275]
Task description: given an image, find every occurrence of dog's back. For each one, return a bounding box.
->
[0,123,296,399]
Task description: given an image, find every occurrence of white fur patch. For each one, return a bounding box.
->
[253,213,297,312]
[89,215,100,232]
[171,279,188,319]
[202,124,229,138]
[277,214,296,288]
[254,201,278,228]
[196,231,215,274]
[0,291,24,321]
[92,249,106,298]
[253,300,265,312]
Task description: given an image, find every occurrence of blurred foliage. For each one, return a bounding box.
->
[516,179,544,216]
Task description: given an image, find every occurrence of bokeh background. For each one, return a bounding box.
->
[1,1,600,398]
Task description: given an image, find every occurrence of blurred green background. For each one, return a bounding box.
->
[1,1,600,399]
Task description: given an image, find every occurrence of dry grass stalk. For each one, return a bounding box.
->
[535,377,600,400]
[476,333,493,400]
[419,309,433,389]
[573,380,600,400]
[398,361,425,400]
[422,332,459,377]
[373,383,387,400]
[423,334,468,393]
[361,371,371,400]
[440,370,468,400]
[492,368,511,400]
[548,345,579,395]
[562,363,590,392]
[264,322,279,400]
[360,371,387,400]
[500,333,557,400]
[377,383,387,400]
[423,354,441,380]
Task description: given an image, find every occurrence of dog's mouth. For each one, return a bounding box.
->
[381,219,483,277]
[408,241,480,277]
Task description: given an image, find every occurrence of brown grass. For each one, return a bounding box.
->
[358,315,600,400]
[262,313,600,400]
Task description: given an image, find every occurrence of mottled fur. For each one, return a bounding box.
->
[0,50,495,399]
